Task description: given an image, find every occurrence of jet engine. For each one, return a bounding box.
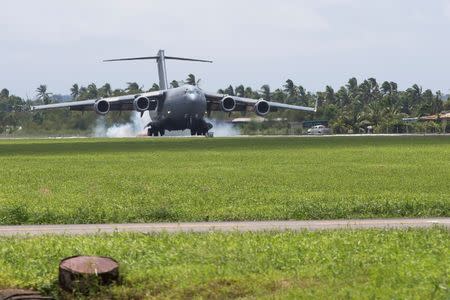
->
[94,99,110,115]
[134,96,150,112]
[220,96,236,112]
[254,100,270,116]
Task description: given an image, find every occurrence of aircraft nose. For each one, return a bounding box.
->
[184,89,206,116]
[186,90,203,103]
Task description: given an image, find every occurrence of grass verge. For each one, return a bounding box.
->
[0,228,448,299]
[0,136,449,224]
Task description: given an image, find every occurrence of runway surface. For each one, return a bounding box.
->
[0,218,448,236]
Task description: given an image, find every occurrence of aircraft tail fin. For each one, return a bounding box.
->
[103,50,212,90]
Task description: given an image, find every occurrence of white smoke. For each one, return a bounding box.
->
[206,118,240,137]
[93,113,240,137]
[94,112,150,137]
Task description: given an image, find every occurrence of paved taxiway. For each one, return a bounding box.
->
[0,218,448,236]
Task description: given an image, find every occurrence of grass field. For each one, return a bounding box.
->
[0,136,449,224]
[0,229,448,299]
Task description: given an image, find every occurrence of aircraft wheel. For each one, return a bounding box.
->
[147,128,152,136]
[190,129,196,136]
[159,129,165,136]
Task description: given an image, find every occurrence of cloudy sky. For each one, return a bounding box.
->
[1,0,450,98]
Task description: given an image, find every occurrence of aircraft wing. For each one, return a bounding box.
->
[31,90,164,112]
[204,92,317,113]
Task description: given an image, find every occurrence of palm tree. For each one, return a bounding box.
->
[325,86,336,105]
[36,85,52,104]
[235,85,245,97]
[99,83,112,98]
[0,88,9,99]
[271,89,286,103]
[364,102,384,126]
[283,79,298,101]
[244,87,255,98]
[367,78,380,103]
[70,84,79,100]
[185,74,201,86]
[149,83,160,92]
[78,86,88,100]
[390,82,398,93]
[368,78,378,90]
[403,84,423,115]
[112,89,125,96]
[86,83,98,99]
[224,85,234,96]
[346,77,358,97]
[335,86,350,108]
[260,84,271,100]
[380,81,399,108]
[358,80,372,105]
[126,82,142,94]
[381,81,392,95]
[432,91,444,115]
[170,80,180,88]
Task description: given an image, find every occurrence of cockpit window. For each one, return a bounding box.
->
[185,87,197,94]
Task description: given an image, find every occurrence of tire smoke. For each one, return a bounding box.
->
[93,113,240,137]
[93,112,150,137]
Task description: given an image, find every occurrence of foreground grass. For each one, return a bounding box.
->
[0,136,449,224]
[0,229,448,299]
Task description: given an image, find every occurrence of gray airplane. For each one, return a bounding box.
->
[32,50,317,136]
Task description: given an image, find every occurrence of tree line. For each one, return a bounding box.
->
[1,74,449,135]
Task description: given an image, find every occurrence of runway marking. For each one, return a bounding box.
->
[0,218,448,236]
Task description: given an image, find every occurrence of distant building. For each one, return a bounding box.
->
[418,112,450,121]
[402,117,419,123]
[402,112,450,123]
[231,117,265,124]
[231,117,288,124]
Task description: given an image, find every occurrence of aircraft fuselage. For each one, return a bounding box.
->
[148,85,209,135]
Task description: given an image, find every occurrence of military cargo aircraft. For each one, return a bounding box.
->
[32,50,317,136]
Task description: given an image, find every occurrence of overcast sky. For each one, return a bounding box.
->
[1,0,450,98]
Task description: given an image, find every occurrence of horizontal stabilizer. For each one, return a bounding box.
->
[103,50,212,90]
[103,56,212,63]
[165,56,212,63]
[103,56,158,62]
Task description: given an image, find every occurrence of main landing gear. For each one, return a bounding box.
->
[145,120,213,137]
[147,127,165,136]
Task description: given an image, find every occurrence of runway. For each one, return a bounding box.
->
[0,218,448,236]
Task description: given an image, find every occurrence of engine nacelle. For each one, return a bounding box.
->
[134,96,150,112]
[220,96,236,112]
[254,100,270,116]
[94,99,110,115]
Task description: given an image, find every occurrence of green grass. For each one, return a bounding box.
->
[0,136,449,224]
[0,229,448,299]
